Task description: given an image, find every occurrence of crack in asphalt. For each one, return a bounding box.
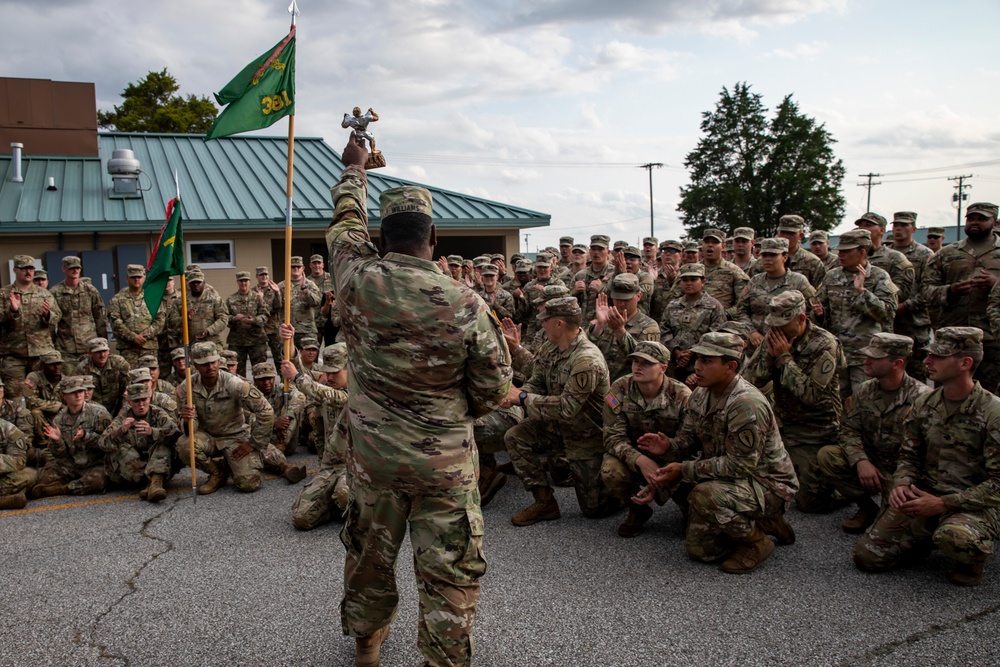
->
[72,496,181,666]
[834,603,1000,666]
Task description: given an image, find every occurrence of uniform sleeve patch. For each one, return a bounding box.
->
[605,392,621,410]
[23,378,35,388]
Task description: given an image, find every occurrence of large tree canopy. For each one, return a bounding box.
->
[98,69,218,134]
[677,82,846,239]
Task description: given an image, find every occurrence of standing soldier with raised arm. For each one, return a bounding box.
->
[0,255,62,397]
[327,140,511,667]
[50,256,107,369]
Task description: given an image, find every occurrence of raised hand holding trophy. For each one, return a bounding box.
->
[342,106,385,169]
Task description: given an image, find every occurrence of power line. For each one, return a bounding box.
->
[949,175,973,237]
[879,158,1000,177]
[387,152,687,170]
[638,162,663,238]
[857,172,881,210]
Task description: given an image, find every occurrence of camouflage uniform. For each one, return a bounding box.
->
[744,294,844,513]
[75,344,131,417]
[659,291,726,378]
[35,387,111,495]
[0,278,62,398]
[257,373,307,467]
[0,417,37,496]
[815,238,899,396]
[474,283,515,321]
[892,220,934,381]
[100,403,179,485]
[649,273,681,323]
[505,322,617,517]
[50,276,106,369]
[225,285,269,376]
[587,274,659,381]
[156,289,182,374]
[174,276,229,346]
[670,350,798,562]
[23,365,65,431]
[734,270,816,336]
[278,272,323,349]
[572,262,615,323]
[254,270,285,366]
[108,273,167,369]
[702,259,750,316]
[787,246,827,289]
[517,274,566,339]
[328,171,511,665]
[733,256,761,278]
[309,264,335,341]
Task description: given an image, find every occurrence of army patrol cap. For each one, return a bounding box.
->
[514,260,532,273]
[88,337,110,352]
[301,337,321,350]
[221,349,238,362]
[473,255,491,268]
[683,241,700,252]
[380,185,433,220]
[926,227,945,238]
[628,340,671,365]
[808,230,829,243]
[186,264,202,272]
[510,253,525,263]
[534,253,553,268]
[860,333,915,359]
[126,264,146,277]
[40,350,63,365]
[559,236,574,246]
[480,264,499,277]
[590,235,611,249]
[732,227,755,241]
[128,368,152,383]
[170,347,187,361]
[125,383,152,400]
[33,269,48,278]
[966,202,998,219]
[855,212,888,229]
[660,240,683,252]
[836,229,872,250]
[62,256,82,269]
[318,343,348,373]
[643,237,658,246]
[679,263,705,278]
[256,266,270,276]
[719,320,754,342]
[446,254,463,267]
[892,211,918,225]
[610,273,641,299]
[138,354,159,369]
[59,376,87,394]
[186,269,204,283]
[571,244,588,254]
[290,256,304,268]
[190,342,220,364]
[702,228,725,242]
[925,327,984,356]
[623,246,642,259]
[613,240,630,252]
[493,253,507,262]
[777,215,805,233]
[690,332,744,360]
[310,254,324,264]
[80,375,95,389]
[542,284,571,300]
[236,271,251,281]
[759,237,790,254]
[13,255,36,269]
[764,290,807,327]
[251,362,276,379]
[537,296,581,321]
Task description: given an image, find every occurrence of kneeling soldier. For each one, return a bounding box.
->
[0,416,36,509]
[252,362,307,484]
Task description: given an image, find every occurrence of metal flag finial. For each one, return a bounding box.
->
[288,0,300,21]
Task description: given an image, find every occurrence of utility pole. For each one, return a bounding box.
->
[949,174,973,240]
[638,163,663,238]
[857,172,881,211]
[523,233,530,254]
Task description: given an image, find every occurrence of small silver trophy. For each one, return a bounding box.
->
[342,106,385,169]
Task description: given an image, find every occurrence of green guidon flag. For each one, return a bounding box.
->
[205,26,296,140]
[144,198,186,318]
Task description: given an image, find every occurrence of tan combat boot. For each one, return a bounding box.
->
[719,526,775,574]
[948,558,986,587]
[0,492,28,509]
[197,458,230,495]
[146,474,168,503]
[511,486,561,526]
[355,624,391,667]
[30,482,71,499]
[478,466,507,508]
[841,499,878,534]
[617,503,653,538]
[282,462,307,484]
[757,514,796,545]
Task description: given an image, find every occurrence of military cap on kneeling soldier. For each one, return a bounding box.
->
[251,362,307,484]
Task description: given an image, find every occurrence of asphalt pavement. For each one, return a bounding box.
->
[2,452,998,667]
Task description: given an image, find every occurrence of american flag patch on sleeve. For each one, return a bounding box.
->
[605,392,621,410]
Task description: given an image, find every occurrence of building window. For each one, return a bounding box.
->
[187,240,235,269]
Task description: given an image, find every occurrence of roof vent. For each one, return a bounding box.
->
[10,143,23,183]
[107,149,142,196]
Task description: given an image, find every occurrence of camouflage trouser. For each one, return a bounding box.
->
[267,332,285,367]
[783,440,837,513]
[340,478,486,667]
[504,419,618,518]
[36,459,107,495]
[0,355,40,398]
[117,346,153,370]
[839,364,867,398]
[685,478,789,563]
[816,445,891,504]
[176,431,263,492]
[55,352,87,371]
[106,441,175,486]
[473,407,522,468]
[600,453,692,512]
[854,506,1000,569]
[291,463,348,531]
[0,467,38,495]
[157,347,174,378]
[262,442,290,472]
[229,343,268,378]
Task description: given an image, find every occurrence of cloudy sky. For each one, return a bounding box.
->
[6,0,1000,250]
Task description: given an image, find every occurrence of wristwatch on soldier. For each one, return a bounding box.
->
[518,390,528,407]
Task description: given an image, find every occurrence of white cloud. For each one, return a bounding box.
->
[766,40,829,58]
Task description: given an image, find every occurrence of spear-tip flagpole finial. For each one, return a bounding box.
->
[288,0,300,25]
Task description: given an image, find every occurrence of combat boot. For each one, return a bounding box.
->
[281,462,307,484]
[719,526,775,574]
[145,474,168,503]
[355,624,390,667]
[30,482,71,499]
[197,458,230,495]
[841,499,878,534]
[478,467,507,508]
[948,559,986,587]
[0,492,27,509]
[617,503,653,537]
[757,514,796,545]
[511,486,560,526]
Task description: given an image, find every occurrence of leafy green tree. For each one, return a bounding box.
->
[678,82,846,239]
[98,69,218,134]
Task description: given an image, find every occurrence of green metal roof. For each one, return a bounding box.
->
[0,132,550,233]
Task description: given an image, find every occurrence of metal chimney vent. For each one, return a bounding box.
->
[10,143,24,183]
[107,148,142,196]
